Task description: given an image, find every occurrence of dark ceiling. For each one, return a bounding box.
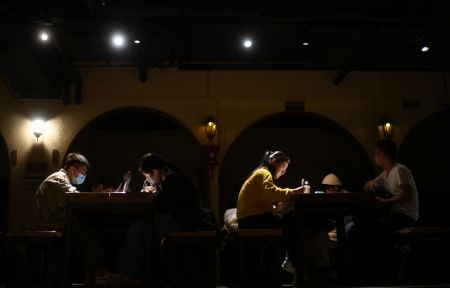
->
[1,0,450,101]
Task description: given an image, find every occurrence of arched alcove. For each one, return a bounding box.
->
[218,112,373,219]
[0,132,10,230]
[399,109,450,226]
[66,107,210,206]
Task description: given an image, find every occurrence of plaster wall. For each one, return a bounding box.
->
[0,69,446,229]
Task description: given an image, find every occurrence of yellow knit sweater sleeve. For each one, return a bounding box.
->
[237,168,292,220]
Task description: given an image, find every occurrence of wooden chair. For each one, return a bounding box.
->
[395,226,450,281]
[235,229,282,288]
[6,231,62,288]
[166,230,218,288]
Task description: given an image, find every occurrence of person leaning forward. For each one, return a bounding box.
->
[29,152,106,284]
[237,150,304,287]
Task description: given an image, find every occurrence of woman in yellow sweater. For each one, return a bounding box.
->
[237,150,303,226]
[237,150,303,285]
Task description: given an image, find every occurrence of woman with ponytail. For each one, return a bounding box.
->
[236,150,303,286]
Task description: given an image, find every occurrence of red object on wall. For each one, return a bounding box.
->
[203,145,220,178]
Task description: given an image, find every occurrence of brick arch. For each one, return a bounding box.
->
[218,111,373,221]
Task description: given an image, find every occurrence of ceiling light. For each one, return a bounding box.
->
[301,41,310,46]
[111,33,126,47]
[134,39,141,44]
[243,39,253,48]
[421,46,429,52]
[39,31,50,42]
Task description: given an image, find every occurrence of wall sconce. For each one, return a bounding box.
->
[204,116,218,141]
[378,118,394,139]
[32,119,45,141]
[203,116,219,178]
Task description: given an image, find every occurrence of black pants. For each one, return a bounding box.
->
[348,210,416,280]
[238,212,298,266]
[114,213,182,278]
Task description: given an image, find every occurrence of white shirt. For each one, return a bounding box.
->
[374,163,419,221]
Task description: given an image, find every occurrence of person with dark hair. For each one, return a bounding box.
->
[237,150,303,286]
[114,153,216,282]
[30,152,106,285]
[237,150,303,224]
[138,153,209,230]
[31,152,90,230]
[350,139,419,280]
[364,139,419,229]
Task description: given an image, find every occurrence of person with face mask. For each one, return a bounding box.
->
[31,152,89,230]
[29,152,106,285]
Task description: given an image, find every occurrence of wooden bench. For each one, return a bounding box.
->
[166,230,218,288]
[395,226,450,281]
[6,231,63,288]
[235,229,282,288]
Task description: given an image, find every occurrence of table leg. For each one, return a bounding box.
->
[335,215,346,280]
[63,210,72,288]
[144,207,154,287]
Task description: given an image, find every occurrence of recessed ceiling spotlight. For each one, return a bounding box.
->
[111,33,126,47]
[243,39,253,48]
[302,41,310,46]
[421,46,429,52]
[134,39,141,44]
[39,31,50,42]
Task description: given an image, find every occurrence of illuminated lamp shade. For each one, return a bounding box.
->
[32,119,45,141]
[378,118,394,139]
[204,116,218,141]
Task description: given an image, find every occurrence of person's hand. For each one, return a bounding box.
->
[364,180,378,191]
[291,186,305,194]
[142,185,157,194]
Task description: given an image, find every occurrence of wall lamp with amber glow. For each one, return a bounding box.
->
[203,116,219,178]
[32,119,45,141]
[204,116,218,141]
[378,118,394,139]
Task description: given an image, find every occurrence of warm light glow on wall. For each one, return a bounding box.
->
[32,119,45,141]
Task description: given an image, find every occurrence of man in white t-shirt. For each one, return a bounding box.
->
[352,139,419,280]
[364,139,419,229]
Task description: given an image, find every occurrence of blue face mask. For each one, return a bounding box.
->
[73,174,86,185]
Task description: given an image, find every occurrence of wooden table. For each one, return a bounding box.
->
[64,192,154,287]
[292,192,374,282]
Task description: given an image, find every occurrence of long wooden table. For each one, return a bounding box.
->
[292,192,374,282]
[64,192,154,287]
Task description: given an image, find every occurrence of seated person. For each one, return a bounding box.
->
[29,152,106,284]
[284,173,346,279]
[237,151,303,286]
[321,173,352,240]
[114,153,216,283]
[350,139,419,280]
[364,139,418,230]
[322,173,348,193]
